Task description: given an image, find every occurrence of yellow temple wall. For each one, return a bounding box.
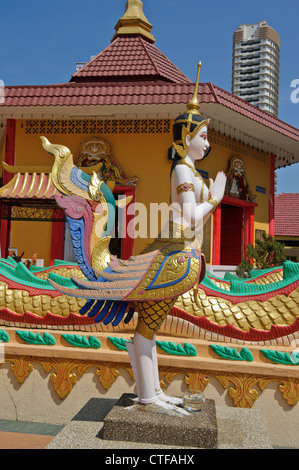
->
[14,119,174,259]
[10,220,52,264]
[204,131,271,227]
[5,119,272,265]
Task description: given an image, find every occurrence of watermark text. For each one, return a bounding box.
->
[290,79,299,104]
[110,200,204,243]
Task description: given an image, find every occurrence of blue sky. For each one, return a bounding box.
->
[0,0,298,193]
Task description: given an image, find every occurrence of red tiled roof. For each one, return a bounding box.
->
[3,81,299,145]
[275,193,299,236]
[1,31,299,149]
[214,85,299,143]
[71,36,191,84]
[2,82,213,107]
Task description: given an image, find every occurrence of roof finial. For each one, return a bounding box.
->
[112,0,155,43]
[186,62,202,115]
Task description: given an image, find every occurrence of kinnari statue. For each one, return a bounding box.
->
[46,63,226,415]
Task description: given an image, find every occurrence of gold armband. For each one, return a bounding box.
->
[177,182,195,195]
[208,197,218,213]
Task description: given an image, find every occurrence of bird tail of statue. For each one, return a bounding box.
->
[40,136,72,162]
[41,136,137,326]
[40,136,74,196]
[41,137,117,274]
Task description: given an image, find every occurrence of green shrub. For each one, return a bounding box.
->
[236,232,286,278]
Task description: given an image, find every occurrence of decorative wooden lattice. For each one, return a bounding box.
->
[24,119,171,135]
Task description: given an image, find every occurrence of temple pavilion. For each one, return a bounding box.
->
[0,0,299,272]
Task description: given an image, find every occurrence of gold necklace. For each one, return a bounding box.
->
[178,159,203,180]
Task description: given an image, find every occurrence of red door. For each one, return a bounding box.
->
[220,204,244,265]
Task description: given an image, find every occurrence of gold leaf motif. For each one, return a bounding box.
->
[258,376,299,407]
[211,371,231,390]
[159,367,183,386]
[77,361,134,391]
[278,378,299,406]
[96,363,120,390]
[7,356,34,384]
[225,373,259,408]
[39,358,80,400]
[3,355,299,409]
[184,370,209,391]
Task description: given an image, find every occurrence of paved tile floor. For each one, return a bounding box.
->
[0,420,64,449]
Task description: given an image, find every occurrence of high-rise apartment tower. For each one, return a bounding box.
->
[232,21,280,117]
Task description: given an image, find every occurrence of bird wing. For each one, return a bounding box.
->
[48,242,202,304]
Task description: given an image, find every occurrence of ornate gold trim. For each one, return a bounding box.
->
[4,355,134,400]
[8,356,34,384]
[258,376,299,406]
[3,355,299,407]
[159,367,299,408]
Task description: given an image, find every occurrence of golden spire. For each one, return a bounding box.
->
[186,62,202,115]
[112,0,155,43]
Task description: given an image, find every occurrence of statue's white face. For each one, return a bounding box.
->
[187,126,210,161]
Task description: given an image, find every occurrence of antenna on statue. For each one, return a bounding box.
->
[186,61,202,115]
